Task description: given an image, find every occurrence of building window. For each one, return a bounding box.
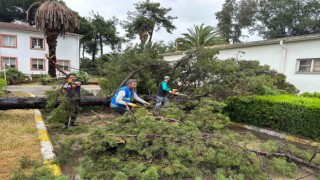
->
[57,60,70,71]
[31,37,44,49]
[1,35,17,47]
[31,59,45,70]
[1,57,17,69]
[297,58,320,73]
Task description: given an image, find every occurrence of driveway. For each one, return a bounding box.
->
[7,85,100,97]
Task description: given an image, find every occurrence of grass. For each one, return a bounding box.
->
[0,109,42,179]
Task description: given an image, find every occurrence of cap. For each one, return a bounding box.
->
[164,75,170,79]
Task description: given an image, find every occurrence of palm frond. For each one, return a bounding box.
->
[35,0,80,36]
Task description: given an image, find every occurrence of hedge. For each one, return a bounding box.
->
[224,95,320,139]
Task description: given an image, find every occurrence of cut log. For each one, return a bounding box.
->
[0,96,111,110]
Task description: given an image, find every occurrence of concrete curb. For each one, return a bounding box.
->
[233,122,320,147]
[26,93,62,176]
[34,109,62,176]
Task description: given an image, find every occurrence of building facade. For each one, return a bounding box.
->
[163,34,320,93]
[0,22,81,76]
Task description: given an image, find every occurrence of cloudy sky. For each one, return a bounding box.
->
[64,0,260,44]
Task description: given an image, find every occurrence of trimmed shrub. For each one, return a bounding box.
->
[0,78,6,96]
[40,75,54,85]
[225,95,320,139]
[300,92,320,98]
[0,68,25,84]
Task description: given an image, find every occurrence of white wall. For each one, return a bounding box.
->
[217,40,320,93]
[163,39,320,93]
[216,44,283,72]
[0,29,80,76]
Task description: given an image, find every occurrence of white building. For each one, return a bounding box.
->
[0,22,82,76]
[163,34,320,93]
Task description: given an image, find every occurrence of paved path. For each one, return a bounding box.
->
[7,85,100,97]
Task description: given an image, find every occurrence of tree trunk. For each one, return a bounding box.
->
[82,43,85,59]
[148,24,155,43]
[99,35,103,55]
[0,96,111,110]
[46,32,59,78]
[92,35,98,62]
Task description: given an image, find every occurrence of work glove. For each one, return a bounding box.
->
[144,102,151,106]
[128,103,139,108]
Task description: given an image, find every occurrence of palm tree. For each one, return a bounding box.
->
[28,0,79,77]
[177,24,225,51]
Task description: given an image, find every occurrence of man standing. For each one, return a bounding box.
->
[110,79,150,114]
[155,76,174,109]
[62,73,81,128]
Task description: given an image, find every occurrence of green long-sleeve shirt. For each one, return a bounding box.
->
[161,81,172,92]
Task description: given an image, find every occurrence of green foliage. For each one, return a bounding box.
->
[0,68,25,85]
[55,137,82,165]
[0,78,6,96]
[0,0,46,24]
[48,96,79,124]
[123,0,177,44]
[300,92,320,98]
[216,0,320,41]
[10,156,68,180]
[216,0,256,44]
[177,24,225,51]
[267,158,298,178]
[225,95,320,139]
[187,99,231,131]
[161,105,186,120]
[40,75,54,85]
[97,46,171,95]
[254,0,320,39]
[75,71,89,84]
[98,78,109,95]
[175,49,298,99]
[77,106,290,179]
[45,87,62,109]
[261,140,278,153]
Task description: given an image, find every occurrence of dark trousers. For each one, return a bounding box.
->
[65,99,80,125]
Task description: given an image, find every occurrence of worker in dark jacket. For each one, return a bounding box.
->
[110,79,150,115]
[155,76,176,109]
[62,73,81,128]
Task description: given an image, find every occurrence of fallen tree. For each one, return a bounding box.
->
[0,96,110,110]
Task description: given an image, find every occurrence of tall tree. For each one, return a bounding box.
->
[177,24,225,51]
[80,13,122,62]
[254,0,320,39]
[0,0,46,24]
[29,0,79,77]
[215,0,256,44]
[123,0,177,46]
[75,16,95,60]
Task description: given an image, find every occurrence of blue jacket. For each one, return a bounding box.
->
[110,86,132,109]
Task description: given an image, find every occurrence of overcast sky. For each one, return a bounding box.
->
[64,0,261,44]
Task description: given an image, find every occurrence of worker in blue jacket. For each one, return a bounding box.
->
[110,79,150,114]
[155,76,176,109]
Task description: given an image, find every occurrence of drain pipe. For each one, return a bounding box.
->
[280,40,287,73]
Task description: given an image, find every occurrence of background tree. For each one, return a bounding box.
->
[0,0,45,24]
[31,0,79,77]
[123,0,177,46]
[75,16,96,60]
[215,0,256,44]
[254,0,320,39]
[176,24,225,51]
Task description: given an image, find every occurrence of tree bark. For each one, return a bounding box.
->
[46,32,59,78]
[0,96,111,110]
